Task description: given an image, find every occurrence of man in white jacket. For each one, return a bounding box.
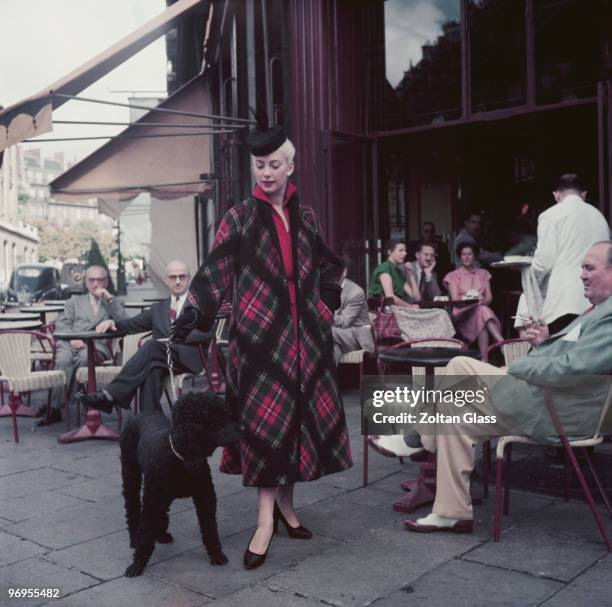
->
[532,173,610,334]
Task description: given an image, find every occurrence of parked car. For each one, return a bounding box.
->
[60,262,87,295]
[7,264,69,304]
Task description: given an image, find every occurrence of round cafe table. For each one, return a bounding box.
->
[0,320,43,331]
[124,301,151,312]
[376,345,481,513]
[143,297,165,303]
[21,305,64,326]
[54,330,119,444]
[0,312,42,322]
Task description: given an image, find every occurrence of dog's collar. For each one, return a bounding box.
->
[168,434,184,462]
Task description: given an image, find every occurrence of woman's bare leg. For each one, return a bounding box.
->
[486,318,504,343]
[248,487,275,554]
[276,483,301,527]
[476,327,490,355]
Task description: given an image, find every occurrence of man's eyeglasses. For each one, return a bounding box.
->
[168,274,189,281]
[86,277,107,284]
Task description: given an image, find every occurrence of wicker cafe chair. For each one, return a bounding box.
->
[480,338,531,497]
[74,332,148,430]
[0,331,67,443]
[362,337,466,487]
[493,382,612,549]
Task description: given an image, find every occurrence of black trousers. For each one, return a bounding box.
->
[105,340,194,413]
[548,314,578,336]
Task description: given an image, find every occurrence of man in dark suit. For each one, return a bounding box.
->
[78,260,213,413]
[405,242,442,302]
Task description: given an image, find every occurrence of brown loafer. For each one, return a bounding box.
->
[404,518,473,534]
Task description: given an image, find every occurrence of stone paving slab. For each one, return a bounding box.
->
[53,473,123,503]
[541,555,612,606]
[208,584,323,607]
[41,574,209,607]
[463,526,607,582]
[264,521,480,606]
[375,558,563,607]
[5,499,126,550]
[511,500,612,545]
[0,468,89,502]
[0,531,47,567]
[0,491,88,524]
[0,556,98,607]
[145,527,341,600]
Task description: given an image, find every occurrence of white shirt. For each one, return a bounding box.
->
[171,293,188,316]
[532,194,610,323]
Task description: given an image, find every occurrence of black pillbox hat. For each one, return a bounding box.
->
[247,125,287,156]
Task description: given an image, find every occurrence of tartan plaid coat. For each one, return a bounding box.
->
[187,187,353,486]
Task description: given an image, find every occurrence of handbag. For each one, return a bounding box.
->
[373,301,401,341]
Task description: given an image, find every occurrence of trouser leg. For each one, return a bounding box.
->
[51,346,88,410]
[415,356,510,520]
[105,340,187,412]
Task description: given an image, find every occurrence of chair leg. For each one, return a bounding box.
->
[503,444,512,516]
[63,386,71,431]
[1,381,5,406]
[582,447,612,518]
[494,456,503,541]
[482,441,490,498]
[9,393,19,443]
[564,452,572,501]
[363,435,369,487]
[562,442,612,550]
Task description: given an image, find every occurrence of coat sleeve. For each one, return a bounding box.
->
[508,313,612,387]
[334,285,366,329]
[115,308,154,335]
[186,207,242,331]
[531,212,558,280]
[105,297,127,321]
[55,296,76,332]
[313,216,344,314]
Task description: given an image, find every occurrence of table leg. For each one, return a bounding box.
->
[0,393,35,417]
[58,341,119,443]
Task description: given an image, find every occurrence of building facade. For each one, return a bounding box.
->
[0,143,39,285]
[19,149,113,228]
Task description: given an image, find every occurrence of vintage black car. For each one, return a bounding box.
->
[7,264,69,303]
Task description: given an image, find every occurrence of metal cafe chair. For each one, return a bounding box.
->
[493,381,612,549]
[0,331,67,443]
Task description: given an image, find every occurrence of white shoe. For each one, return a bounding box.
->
[367,435,424,458]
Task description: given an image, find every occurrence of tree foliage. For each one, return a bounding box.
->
[86,238,116,294]
[32,219,114,264]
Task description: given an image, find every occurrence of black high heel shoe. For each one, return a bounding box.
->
[243,527,273,570]
[273,503,313,539]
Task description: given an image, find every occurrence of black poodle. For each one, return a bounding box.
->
[120,391,242,577]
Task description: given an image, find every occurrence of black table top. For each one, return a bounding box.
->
[379,346,480,367]
[53,330,118,341]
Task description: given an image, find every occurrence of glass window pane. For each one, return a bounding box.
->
[372,0,462,131]
[469,0,527,112]
[535,0,611,104]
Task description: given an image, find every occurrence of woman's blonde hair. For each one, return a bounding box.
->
[251,138,296,164]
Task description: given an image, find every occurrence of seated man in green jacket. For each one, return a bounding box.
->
[372,241,612,534]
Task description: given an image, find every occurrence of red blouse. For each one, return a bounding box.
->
[252,183,299,332]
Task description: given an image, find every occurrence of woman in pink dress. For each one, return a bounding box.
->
[443,242,503,354]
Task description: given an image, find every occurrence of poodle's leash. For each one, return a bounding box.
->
[165,339,179,402]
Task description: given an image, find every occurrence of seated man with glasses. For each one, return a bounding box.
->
[79,260,213,414]
[38,265,127,426]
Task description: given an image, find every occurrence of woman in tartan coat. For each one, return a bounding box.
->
[172,126,352,569]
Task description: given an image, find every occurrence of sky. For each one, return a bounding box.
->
[385,0,460,88]
[0,0,168,163]
[0,0,170,252]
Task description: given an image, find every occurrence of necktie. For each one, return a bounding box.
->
[169,307,177,321]
[91,296,100,316]
[418,269,426,294]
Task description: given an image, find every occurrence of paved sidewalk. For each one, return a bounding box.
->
[0,388,610,607]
